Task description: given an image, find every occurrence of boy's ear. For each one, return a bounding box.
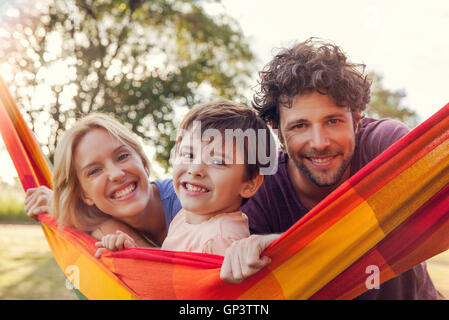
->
[240,174,264,199]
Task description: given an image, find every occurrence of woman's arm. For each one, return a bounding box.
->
[91,218,154,248]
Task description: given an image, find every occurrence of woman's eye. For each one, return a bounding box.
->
[118,153,130,161]
[87,168,101,177]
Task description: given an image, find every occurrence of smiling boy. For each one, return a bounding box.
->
[160,100,277,255]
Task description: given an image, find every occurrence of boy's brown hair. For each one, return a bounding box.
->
[175,100,277,181]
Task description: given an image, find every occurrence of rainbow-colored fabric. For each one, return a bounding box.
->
[1,75,448,299]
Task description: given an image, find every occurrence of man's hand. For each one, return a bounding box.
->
[220,233,281,284]
[94,230,137,258]
[24,186,53,219]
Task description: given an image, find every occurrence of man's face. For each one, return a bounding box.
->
[278,92,358,187]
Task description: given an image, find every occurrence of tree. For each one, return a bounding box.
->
[0,0,255,172]
[367,72,419,128]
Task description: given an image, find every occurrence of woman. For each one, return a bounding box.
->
[25,113,181,254]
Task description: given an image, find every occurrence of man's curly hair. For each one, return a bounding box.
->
[253,38,371,128]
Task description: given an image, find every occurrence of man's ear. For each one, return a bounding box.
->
[240,174,264,199]
[353,110,361,133]
[80,190,94,206]
[272,123,285,151]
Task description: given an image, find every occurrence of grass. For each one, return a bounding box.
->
[0,182,32,223]
[0,224,76,300]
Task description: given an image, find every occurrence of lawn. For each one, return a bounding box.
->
[0,223,448,300]
[0,224,76,300]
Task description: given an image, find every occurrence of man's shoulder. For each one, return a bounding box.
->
[353,117,410,172]
[358,117,410,140]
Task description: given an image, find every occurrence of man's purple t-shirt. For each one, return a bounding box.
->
[241,117,439,300]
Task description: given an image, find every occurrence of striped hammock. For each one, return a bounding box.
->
[1,75,449,299]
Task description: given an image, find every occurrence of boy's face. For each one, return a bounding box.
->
[173,127,256,223]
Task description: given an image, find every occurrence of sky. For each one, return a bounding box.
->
[1,0,449,184]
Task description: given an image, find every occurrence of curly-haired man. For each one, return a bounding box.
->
[220,38,439,300]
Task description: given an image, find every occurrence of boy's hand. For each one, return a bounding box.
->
[220,234,280,284]
[94,230,137,258]
[24,186,53,219]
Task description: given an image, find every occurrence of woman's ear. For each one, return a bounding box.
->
[240,174,265,199]
[80,190,94,206]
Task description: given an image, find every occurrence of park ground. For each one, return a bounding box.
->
[0,223,448,300]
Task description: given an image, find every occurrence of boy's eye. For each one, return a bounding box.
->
[211,158,225,165]
[181,152,194,159]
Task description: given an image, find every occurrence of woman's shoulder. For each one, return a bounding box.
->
[152,178,175,199]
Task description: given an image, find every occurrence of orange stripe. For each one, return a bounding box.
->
[354,117,449,199]
[265,187,364,268]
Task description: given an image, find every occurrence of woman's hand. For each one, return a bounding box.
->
[24,186,53,219]
[94,230,137,258]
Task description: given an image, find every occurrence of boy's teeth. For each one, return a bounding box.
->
[113,183,136,199]
[185,183,208,193]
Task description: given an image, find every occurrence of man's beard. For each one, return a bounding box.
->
[287,148,352,187]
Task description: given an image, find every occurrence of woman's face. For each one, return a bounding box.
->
[73,128,151,219]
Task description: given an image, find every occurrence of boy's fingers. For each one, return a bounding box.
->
[94,248,107,258]
[115,235,126,250]
[95,241,104,247]
[124,239,136,248]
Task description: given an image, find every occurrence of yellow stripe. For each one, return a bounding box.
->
[369,137,449,232]
[41,223,137,300]
[246,136,449,299]
[271,199,384,299]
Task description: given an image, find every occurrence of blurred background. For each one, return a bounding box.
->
[0,0,448,299]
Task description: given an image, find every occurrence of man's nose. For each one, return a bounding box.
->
[309,126,331,150]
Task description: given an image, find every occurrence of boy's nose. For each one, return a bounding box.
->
[187,162,205,177]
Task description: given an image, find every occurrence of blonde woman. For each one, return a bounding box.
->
[25,113,181,255]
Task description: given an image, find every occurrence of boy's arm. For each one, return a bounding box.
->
[220,233,280,283]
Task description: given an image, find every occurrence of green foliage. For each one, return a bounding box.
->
[0,182,29,223]
[0,0,255,170]
[367,72,419,128]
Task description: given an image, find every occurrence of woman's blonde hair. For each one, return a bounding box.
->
[51,113,150,232]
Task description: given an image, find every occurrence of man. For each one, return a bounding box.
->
[220,38,439,300]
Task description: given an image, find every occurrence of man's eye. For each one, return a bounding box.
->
[328,119,341,125]
[292,123,306,129]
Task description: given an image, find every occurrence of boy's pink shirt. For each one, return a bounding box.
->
[160,209,250,256]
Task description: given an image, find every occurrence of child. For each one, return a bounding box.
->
[160,100,276,255]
